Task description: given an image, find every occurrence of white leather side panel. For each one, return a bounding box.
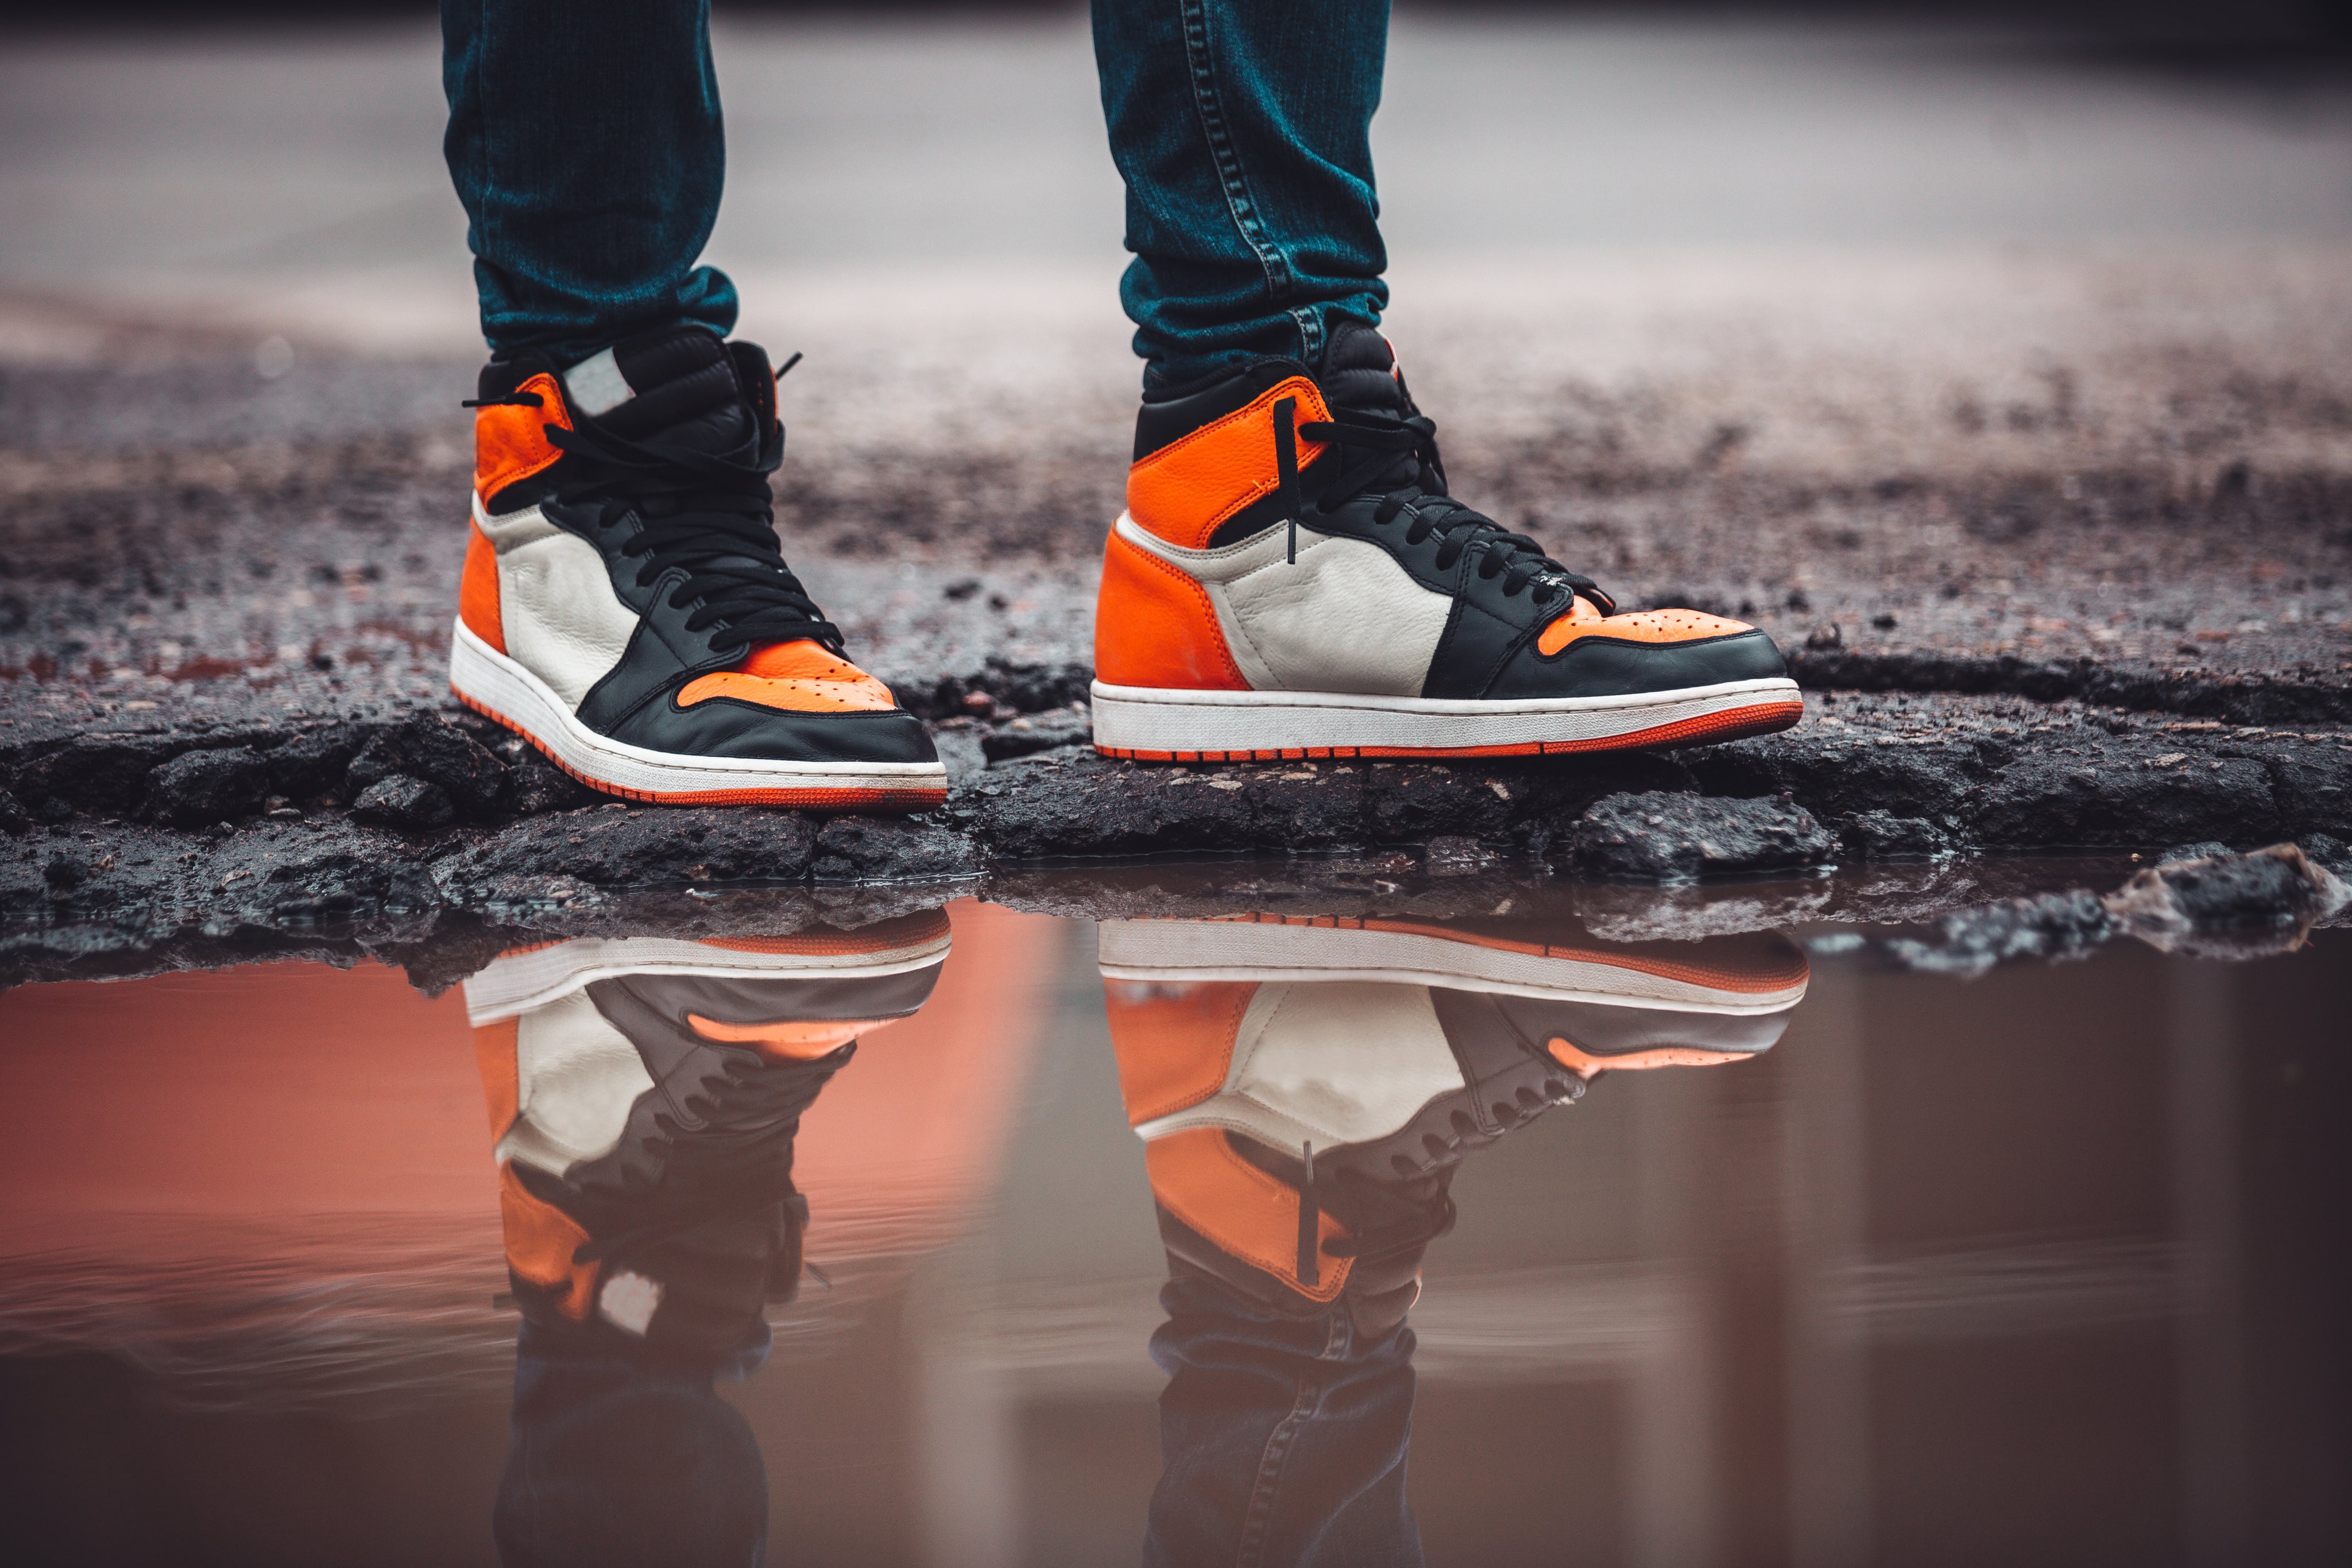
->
[1135,981,1465,1153]
[1116,514,1449,697]
[495,989,655,1177]
[1220,537,1450,696]
[479,502,638,710]
[473,498,562,549]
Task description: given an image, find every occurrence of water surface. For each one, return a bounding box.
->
[0,891,2342,1567]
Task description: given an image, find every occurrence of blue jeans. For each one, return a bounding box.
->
[1147,1275,1425,1568]
[493,1287,1415,1566]
[494,1320,771,1568]
[441,0,1391,385]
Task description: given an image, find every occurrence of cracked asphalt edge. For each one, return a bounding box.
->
[3,682,2348,992]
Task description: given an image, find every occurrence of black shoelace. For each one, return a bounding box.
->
[1289,1063,1589,1287]
[471,365,840,653]
[568,1041,851,1268]
[1293,1141,1460,1289]
[1271,396,1616,614]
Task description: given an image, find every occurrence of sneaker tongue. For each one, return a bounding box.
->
[559,326,817,662]
[1315,318,1405,417]
[1313,319,1426,494]
[562,324,763,456]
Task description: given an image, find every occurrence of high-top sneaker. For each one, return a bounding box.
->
[450,324,946,810]
[466,910,950,1355]
[1101,911,1806,1331]
[1090,321,1803,761]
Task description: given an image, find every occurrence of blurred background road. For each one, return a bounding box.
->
[6,11,2350,352]
[2,5,2350,722]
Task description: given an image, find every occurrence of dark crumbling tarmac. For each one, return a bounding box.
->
[5,815,2341,994]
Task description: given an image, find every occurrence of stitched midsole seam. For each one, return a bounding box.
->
[1100,922,1809,1014]
[1092,676,1798,715]
[463,933,954,1025]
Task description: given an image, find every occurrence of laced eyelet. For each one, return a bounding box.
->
[1275,404,1611,620]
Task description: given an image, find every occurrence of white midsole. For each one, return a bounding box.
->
[448,618,947,796]
[1088,676,1800,753]
[1096,919,1809,1013]
[463,931,954,1024]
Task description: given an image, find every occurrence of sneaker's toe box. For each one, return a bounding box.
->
[1491,608,1792,700]
[613,691,941,766]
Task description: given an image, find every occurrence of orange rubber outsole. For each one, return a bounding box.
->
[452,687,949,812]
[1093,699,1805,764]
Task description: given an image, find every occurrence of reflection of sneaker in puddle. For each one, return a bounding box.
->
[1104,914,1807,1330]
[1100,911,1809,1012]
[466,910,950,1358]
[463,912,956,1023]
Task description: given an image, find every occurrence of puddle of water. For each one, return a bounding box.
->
[0,891,2343,1567]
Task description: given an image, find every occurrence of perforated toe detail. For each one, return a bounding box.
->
[676,638,898,713]
[1537,606,1752,656]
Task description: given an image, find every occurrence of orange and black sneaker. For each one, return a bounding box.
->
[1089,320,1802,761]
[466,910,950,1354]
[449,324,946,810]
[1101,909,1806,1329]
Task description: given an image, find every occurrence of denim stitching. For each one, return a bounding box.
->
[468,0,506,348]
[463,0,486,336]
[1290,304,1323,367]
[1231,1311,1353,1566]
[1177,0,1296,321]
[1234,1373,1322,1568]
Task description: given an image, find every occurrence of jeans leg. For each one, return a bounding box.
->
[1092,0,1392,389]
[495,1323,768,1568]
[442,0,739,364]
[1144,1276,1424,1568]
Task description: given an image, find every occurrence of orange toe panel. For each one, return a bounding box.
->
[688,1015,879,1060]
[679,638,898,713]
[1538,607,1754,657]
[1547,1038,1758,1079]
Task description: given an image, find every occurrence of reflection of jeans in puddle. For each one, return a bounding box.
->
[497,1321,771,1568]
[1147,1275,1422,1568]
